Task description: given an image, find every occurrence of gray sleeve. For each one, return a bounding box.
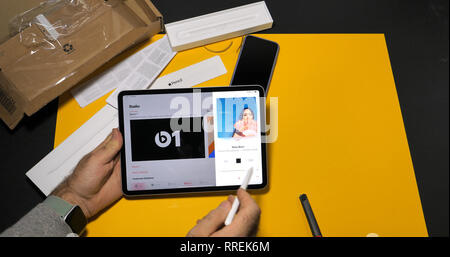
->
[0,203,74,237]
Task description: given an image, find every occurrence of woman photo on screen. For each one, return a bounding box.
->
[233,107,257,138]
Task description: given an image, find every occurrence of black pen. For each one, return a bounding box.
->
[299,194,322,237]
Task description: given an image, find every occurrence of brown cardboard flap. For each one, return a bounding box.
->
[124,0,163,30]
[142,0,164,31]
[124,0,152,25]
[143,0,163,20]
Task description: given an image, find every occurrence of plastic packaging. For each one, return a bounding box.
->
[0,0,163,129]
[4,0,112,99]
[9,0,105,40]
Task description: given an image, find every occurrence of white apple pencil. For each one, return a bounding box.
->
[224,167,253,226]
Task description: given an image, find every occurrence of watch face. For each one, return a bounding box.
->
[65,206,87,235]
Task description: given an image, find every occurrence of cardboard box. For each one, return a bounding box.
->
[0,0,163,129]
[165,1,273,52]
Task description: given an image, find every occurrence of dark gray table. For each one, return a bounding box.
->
[0,0,448,236]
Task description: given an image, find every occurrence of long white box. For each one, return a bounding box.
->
[150,56,227,89]
[165,1,273,51]
[26,105,118,196]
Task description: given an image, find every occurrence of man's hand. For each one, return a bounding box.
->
[187,189,261,237]
[52,128,123,219]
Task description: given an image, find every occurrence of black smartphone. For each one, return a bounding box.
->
[230,35,279,95]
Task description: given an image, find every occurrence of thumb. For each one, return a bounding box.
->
[93,128,123,164]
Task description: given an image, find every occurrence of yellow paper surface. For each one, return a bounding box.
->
[55,34,428,237]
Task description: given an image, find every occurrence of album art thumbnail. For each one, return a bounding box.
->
[216,97,258,138]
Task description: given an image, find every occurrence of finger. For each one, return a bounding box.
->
[234,189,260,220]
[236,189,256,206]
[212,190,260,237]
[93,128,123,164]
[188,200,231,236]
[187,200,232,237]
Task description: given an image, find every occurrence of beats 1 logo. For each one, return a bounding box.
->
[155,130,181,148]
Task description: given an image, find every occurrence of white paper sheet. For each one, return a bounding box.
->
[71,35,176,108]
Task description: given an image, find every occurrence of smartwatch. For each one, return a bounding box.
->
[44,196,88,235]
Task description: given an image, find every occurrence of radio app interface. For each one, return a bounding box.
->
[122,90,263,191]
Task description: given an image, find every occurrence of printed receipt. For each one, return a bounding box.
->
[71,35,176,108]
[106,36,177,109]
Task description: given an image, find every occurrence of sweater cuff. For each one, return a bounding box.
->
[0,202,74,237]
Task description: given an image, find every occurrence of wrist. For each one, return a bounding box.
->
[52,184,90,218]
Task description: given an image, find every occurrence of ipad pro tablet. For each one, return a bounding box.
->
[118,86,267,196]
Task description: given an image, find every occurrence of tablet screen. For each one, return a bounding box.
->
[119,86,267,195]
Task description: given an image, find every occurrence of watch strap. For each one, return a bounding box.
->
[44,195,87,234]
[44,196,74,218]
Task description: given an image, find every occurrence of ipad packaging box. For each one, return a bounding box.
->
[0,0,164,129]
